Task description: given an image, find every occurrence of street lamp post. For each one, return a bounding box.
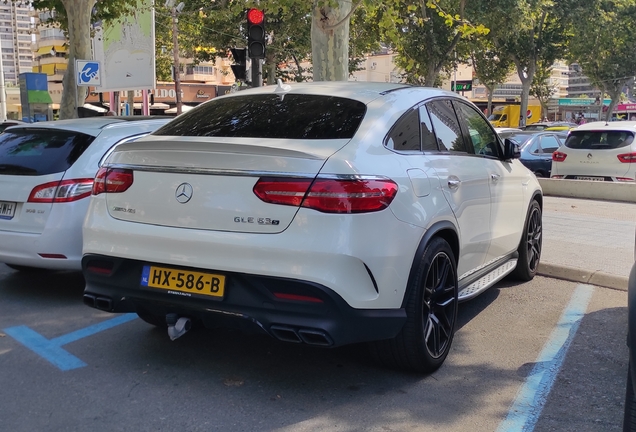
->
[0,48,7,121]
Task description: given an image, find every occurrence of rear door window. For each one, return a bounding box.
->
[565,131,635,150]
[426,99,470,153]
[154,94,367,139]
[0,129,95,176]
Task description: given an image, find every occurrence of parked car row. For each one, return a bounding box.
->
[3,82,545,374]
[0,117,171,271]
[493,121,636,182]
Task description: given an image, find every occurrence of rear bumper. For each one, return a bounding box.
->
[82,254,407,347]
[0,201,88,270]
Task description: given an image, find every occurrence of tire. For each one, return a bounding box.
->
[624,358,636,431]
[511,200,542,281]
[370,237,458,373]
[136,310,166,327]
[534,171,546,178]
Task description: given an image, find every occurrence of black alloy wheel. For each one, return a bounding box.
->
[625,357,636,431]
[422,250,457,359]
[369,237,458,373]
[511,200,542,281]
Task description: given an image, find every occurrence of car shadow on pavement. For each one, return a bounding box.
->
[0,266,85,306]
[70,319,529,432]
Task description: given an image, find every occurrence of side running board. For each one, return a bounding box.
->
[458,259,517,302]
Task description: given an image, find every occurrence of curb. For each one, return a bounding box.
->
[538,178,636,203]
[537,262,628,291]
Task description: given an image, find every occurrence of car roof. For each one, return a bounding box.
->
[215,81,454,105]
[574,121,636,132]
[5,117,171,136]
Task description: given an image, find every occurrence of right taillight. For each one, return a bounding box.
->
[618,152,636,163]
[552,151,567,162]
[253,177,398,214]
[92,167,134,195]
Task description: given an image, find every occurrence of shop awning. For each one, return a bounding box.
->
[83,103,107,113]
[165,105,195,114]
[36,45,67,55]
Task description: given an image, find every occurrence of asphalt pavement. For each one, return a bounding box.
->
[540,195,636,290]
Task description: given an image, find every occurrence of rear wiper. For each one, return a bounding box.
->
[0,164,38,174]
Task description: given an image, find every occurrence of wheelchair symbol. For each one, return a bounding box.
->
[79,62,99,84]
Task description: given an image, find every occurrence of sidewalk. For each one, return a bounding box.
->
[539,196,636,290]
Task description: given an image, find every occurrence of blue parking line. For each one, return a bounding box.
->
[4,313,138,371]
[497,284,594,432]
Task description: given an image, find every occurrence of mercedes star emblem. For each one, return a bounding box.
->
[175,183,193,204]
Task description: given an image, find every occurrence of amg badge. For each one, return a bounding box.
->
[234,217,280,225]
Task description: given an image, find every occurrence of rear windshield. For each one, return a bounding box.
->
[0,129,95,176]
[154,94,367,139]
[565,130,634,150]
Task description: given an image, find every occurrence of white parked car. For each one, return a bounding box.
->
[551,121,636,181]
[0,117,171,271]
[82,82,542,373]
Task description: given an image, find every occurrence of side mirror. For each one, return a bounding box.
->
[503,138,521,160]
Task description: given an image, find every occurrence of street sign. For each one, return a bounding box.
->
[76,60,101,87]
[452,80,472,92]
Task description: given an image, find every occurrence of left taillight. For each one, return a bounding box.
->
[92,167,134,195]
[253,177,398,214]
[28,179,95,203]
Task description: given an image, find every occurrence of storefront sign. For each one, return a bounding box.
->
[85,83,218,104]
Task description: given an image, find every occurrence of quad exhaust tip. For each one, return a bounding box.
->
[83,293,113,311]
[270,325,333,346]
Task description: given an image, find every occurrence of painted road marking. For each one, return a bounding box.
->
[4,313,137,371]
[497,284,595,432]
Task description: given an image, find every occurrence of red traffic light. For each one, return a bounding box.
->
[247,8,264,25]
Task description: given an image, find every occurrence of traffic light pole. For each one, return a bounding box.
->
[251,59,262,88]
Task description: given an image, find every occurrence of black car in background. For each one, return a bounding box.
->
[505,131,568,177]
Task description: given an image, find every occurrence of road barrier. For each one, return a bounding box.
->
[538,178,636,203]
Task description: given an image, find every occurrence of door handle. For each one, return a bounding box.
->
[448,178,461,190]
[491,173,501,183]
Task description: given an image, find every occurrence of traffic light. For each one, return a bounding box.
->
[247,8,265,59]
[230,47,247,81]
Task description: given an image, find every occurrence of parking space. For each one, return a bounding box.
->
[0,265,628,432]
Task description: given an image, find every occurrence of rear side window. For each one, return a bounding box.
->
[565,131,635,150]
[154,94,367,139]
[0,129,95,176]
[386,108,421,151]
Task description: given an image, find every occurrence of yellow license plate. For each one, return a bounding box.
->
[141,265,225,298]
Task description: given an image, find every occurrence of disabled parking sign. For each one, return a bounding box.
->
[76,60,101,86]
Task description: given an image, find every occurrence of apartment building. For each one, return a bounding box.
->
[0,2,33,85]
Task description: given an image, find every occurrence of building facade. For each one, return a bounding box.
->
[0,2,33,85]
